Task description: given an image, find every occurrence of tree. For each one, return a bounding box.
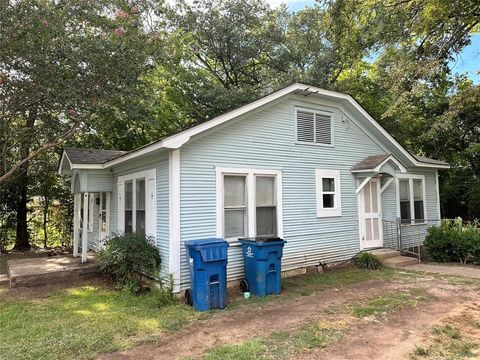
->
[0,0,159,248]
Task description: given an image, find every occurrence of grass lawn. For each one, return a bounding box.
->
[7,266,465,360]
[0,282,204,360]
[0,268,400,360]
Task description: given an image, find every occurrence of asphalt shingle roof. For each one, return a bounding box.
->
[64,148,127,164]
[351,154,391,171]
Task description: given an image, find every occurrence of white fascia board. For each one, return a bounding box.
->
[70,164,104,170]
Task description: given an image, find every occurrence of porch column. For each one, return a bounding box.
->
[73,193,80,257]
[81,192,89,263]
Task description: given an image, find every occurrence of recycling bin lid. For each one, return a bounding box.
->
[239,236,283,242]
[185,238,228,249]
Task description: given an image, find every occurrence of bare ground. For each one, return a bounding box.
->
[98,273,480,360]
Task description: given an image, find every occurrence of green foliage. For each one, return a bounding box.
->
[0,283,200,360]
[353,252,383,270]
[424,219,480,263]
[97,233,161,293]
[352,290,427,318]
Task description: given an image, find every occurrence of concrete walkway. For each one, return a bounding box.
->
[7,254,98,287]
[404,263,480,279]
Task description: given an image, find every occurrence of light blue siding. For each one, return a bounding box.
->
[179,96,390,289]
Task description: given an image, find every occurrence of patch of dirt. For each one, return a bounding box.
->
[97,280,409,360]
[308,292,478,360]
[99,275,480,360]
[0,276,107,302]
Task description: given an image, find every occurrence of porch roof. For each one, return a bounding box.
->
[351,153,407,177]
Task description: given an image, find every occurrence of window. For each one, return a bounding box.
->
[100,192,107,233]
[256,176,276,237]
[124,178,146,234]
[136,179,146,235]
[315,169,341,217]
[397,175,426,224]
[118,169,156,237]
[296,108,332,145]
[224,176,247,238]
[217,168,283,241]
[399,179,411,222]
[125,181,133,233]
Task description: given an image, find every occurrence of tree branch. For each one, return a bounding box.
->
[0,121,82,183]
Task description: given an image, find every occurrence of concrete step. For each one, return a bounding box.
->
[367,248,401,260]
[383,255,419,268]
[0,274,9,286]
[7,254,98,288]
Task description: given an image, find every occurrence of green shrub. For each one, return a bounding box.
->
[97,233,161,293]
[424,219,480,264]
[353,252,383,270]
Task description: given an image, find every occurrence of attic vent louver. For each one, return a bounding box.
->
[296,109,332,145]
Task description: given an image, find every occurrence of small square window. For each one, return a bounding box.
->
[316,169,341,217]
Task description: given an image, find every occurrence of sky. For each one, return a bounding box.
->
[270,0,480,84]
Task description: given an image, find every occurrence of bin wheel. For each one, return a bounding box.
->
[185,289,193,306]
[239,279,249,293]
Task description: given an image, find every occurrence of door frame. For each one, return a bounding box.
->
[358,177,383,250]
[98,192,110,248]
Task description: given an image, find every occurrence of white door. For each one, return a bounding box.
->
[99,192,110,248]
[360,178,383,249]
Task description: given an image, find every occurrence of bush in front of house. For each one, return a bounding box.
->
[97,232,161,293]
[424,219,480,264]
[353,252,383,270]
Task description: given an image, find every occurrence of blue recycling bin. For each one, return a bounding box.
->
[184,238,229,311]
[238,237,286,296]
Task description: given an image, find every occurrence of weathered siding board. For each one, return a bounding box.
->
[157,158,170,278]
[179,97,389,289]
[87,172,114,192]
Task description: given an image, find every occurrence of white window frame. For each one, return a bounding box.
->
[315,169,342,217]
[395,174,427,225]
[117,169,156,236]
[294,106,334,147]
[216,167,283,243]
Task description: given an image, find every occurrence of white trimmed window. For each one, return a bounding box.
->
[397,174,427,224]
[315,169,342,217]
[216,168,283,241]
[296,107,333,145]
[118,169,156,238]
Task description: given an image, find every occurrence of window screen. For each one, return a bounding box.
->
[413,179,424,222]
[224,176,246,238]
[125,181,133,233]
[399,179,410,223]
[136,179,146,234]
[256,176,276,236]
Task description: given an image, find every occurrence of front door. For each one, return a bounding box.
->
[359,178,383,249]
[99,192,110,248]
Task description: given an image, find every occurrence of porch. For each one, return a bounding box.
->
[6,253,98,288]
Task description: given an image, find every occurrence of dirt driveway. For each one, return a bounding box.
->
[99,269,480,360]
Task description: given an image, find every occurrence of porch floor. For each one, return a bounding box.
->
[7,253,99,288]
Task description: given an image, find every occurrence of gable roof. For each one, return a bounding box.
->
[59,83,449,173]
[351,154,391,171]
[63,148,126,164]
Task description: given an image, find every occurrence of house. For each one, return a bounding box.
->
[58,83,449,292]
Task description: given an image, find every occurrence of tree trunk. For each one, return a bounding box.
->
[13,112,36,250]
[14,186,30,250]
[43,197,49,248]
